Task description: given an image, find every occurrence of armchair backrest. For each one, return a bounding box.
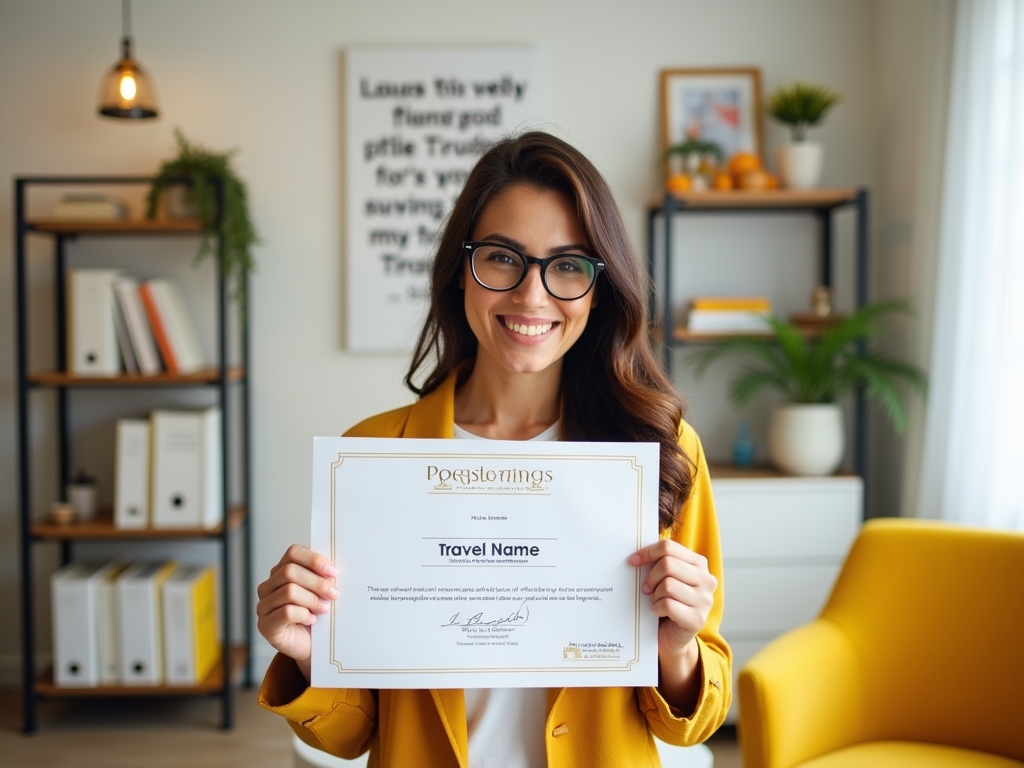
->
[821,518,1024,761]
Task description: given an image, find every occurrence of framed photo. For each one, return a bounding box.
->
[660,68,762,177]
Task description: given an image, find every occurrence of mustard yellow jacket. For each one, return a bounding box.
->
[259,367,731,768]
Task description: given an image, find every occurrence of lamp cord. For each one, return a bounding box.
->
[120,0,133,59]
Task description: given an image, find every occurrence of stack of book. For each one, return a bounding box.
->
[68,270,205,377]
[51,560,219,687]
[686,296,773,333]
[51,194,127,220]
[114,408,223,530]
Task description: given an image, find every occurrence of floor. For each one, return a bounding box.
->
[0,688,742,768]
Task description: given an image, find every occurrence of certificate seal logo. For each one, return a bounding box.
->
[562,642,623,661]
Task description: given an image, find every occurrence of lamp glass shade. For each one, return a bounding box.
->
[98,53,158,119]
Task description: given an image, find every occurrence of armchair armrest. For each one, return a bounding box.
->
[739,619,864,768]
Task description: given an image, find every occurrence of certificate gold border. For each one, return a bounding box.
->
[326,451,648,677]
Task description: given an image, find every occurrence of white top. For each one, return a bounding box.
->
[454,420,558,768]
[453,421,561,442]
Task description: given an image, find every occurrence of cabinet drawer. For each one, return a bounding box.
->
[713,476,862,561]
[720,564,840,635]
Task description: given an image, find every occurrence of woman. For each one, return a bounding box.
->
[256,132,731,767]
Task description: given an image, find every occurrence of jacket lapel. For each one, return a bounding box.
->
[430,689,468,768]
[402,366,461,439]
[405,368,464,763]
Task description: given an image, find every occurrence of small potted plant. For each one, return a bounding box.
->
[664,138,725,192]
[146,129,258,307]
[693,300,927,476]
[764,82,841,189]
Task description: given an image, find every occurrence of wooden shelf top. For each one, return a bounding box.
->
[28,367,245,387]
[670,327,825,344]
[32,505,247,540]
[35,644,247,697]
[26,218,204,235]
[651,188,861,210]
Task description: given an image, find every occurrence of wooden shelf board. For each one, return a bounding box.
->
[651,188,860,210]
[35,644,247,698]
[32,505,247,540]
[26,218,203,235]
[658,327,825,344]
[28,367,245,387]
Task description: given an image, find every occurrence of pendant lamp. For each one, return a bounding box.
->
[97,0,158,119]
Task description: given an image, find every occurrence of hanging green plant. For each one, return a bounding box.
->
[146,128,258,308]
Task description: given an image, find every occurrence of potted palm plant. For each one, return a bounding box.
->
[693,300,927,476]
[146,129,258,307]
[765,82,841,189]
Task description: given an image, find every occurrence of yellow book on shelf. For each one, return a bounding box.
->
[691,296,772,311]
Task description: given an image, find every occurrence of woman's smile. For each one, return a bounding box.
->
[499,314,558,341]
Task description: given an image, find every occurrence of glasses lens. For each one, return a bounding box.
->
[471,245,525,290]
[545,256,596,299]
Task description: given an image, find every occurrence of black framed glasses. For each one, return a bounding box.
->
[462,241,605,301]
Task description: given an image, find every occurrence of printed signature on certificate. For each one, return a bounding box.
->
[442,600,530,627]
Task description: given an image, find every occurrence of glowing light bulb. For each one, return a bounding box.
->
[119,72,137,101]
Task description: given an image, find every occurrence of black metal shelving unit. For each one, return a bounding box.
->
[648,187,870,479]
[13,176,253,732]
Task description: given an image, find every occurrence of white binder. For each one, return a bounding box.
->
[51,561,122,687]
[116,561,176,685]
[68,269,121,375]
[112,294,138,373]
[113,278,162,375]
[114,419,151,529]
[97,561,130,684]
[162,565,219,685]
[150,408,223,529]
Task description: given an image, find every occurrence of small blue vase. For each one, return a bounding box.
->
[732,421,756,468]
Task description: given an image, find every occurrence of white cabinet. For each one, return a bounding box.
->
[711,473,862,723]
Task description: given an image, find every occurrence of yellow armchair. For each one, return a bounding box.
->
[738,518,1024,768]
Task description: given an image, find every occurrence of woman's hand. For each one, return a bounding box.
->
[629,540,717,712]
[256,544,338,682]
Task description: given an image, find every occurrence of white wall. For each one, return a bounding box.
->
[0,0,947,683]
[870,0,955,520]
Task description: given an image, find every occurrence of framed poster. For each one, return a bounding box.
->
[660,68,762,177]
[344,47,539,352]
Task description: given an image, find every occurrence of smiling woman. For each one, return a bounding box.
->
[255,132,732,768]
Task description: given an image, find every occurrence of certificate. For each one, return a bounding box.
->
[310,437,660,689]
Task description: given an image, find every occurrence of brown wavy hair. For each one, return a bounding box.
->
[406,131,693,529]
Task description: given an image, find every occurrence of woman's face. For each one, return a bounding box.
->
[462,184,597,376]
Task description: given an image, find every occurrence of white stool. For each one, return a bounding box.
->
[293,734,714,767]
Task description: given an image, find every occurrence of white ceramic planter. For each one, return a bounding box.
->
[768,403,844,476]
[164,184,200,218]
[776,142,824,189]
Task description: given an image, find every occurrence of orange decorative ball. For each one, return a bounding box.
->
[712,171,734,191]
[738,168,771,191]
[666,173,692,194]
[727,152,761,180]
